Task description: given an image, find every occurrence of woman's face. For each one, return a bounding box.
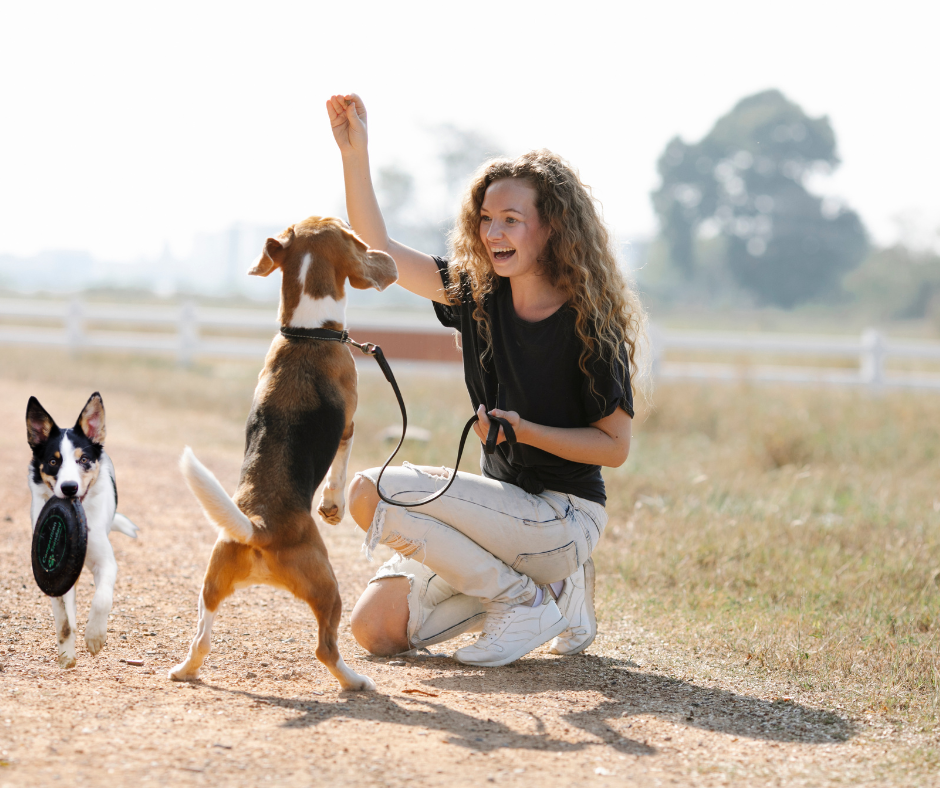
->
[479,178,550,279]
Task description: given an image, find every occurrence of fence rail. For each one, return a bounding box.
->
[0,297,459,365]
[651,326,940,391]
[1,298,939,390]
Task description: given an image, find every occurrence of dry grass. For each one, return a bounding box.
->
[599,383,940,727]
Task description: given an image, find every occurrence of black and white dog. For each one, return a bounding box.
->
[26,392,138,668]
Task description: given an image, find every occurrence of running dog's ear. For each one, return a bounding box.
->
[343,229,398,291]
[249,226,295,277]
[26,397,57,450]
[75,392,106,445]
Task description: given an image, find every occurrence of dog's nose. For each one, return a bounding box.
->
[60,481,79,498]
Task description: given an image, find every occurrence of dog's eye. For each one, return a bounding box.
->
[48,459,58,467]
[80,457,92,467]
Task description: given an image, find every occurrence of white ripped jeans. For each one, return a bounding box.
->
[357,462,607,649]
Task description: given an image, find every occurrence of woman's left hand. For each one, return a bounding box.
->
[474,404,523,446]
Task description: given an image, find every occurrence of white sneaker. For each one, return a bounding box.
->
[453,594,568,667]
[549,558,596,655]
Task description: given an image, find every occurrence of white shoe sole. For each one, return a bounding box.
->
[453,611,569,668]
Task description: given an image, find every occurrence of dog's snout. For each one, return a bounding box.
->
[60,481,79,498]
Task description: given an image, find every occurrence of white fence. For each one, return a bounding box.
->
[0,297,451,366]
[1,298,940,391]
[650,326,940,391]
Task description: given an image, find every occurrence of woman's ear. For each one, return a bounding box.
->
[248,226,295,277]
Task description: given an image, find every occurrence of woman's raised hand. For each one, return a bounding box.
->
[327,93,368,156]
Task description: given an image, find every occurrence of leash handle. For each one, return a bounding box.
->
[484,385,517,454]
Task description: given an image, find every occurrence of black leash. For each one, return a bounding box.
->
[280,326,515,507]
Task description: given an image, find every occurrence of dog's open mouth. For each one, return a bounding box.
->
[492,248,516,261]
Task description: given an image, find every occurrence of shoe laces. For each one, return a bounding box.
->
[478,606,515,643]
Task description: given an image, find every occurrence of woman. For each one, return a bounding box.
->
[327,94,645,667]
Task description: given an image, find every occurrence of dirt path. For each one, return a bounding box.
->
[0,378,932,787]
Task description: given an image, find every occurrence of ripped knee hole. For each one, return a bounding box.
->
[384,531,426,560]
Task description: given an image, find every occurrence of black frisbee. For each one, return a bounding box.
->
[31,497,87,597]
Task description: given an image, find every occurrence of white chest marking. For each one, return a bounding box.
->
[289,253,347,328]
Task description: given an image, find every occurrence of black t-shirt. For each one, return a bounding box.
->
[432,257,633,506]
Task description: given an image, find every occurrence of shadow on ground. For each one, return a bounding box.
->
[196,654,853,756]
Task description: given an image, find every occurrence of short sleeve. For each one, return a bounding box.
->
[581,343,634,423]
[431,256,462,329]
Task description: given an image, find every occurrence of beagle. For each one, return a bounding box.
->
[170,217,397,691]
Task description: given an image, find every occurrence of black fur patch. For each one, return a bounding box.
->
[243,393,346,509]
[31,429,103,487]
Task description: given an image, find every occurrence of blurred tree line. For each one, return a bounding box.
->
[844,244,940,325]
[650,89,869,308]
[647,89,940,326]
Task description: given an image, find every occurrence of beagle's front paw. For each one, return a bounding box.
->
[317,487,345,525]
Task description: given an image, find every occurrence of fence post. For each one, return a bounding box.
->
[860,328,886,391]
[178,302,198,366]
[67,298,84,354]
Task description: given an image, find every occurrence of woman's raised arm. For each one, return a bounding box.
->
[327,94,447,303]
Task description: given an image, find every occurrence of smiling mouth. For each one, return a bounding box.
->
[492,248,516,261]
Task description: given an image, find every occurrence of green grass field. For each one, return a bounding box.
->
[5,345,938,744]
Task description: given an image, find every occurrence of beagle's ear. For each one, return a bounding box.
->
[344,231,398,291]
[26,396,57,450]
[348,249,398,291]
[75,392,106,445]
[248,226,294,277]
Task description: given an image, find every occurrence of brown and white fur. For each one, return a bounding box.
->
[26,393,139,668]
[169,217,396,691]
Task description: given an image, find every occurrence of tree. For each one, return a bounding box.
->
[844,244,940,322]
[651,90,868,307]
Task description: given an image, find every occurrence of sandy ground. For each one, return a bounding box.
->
[0,376,935,788]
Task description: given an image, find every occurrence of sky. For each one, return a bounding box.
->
[2,0,938,264]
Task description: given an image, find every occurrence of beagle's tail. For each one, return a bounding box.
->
[179,446,254,543]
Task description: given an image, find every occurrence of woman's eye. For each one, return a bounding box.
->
[506,217,517,224]
[480,215,491,222]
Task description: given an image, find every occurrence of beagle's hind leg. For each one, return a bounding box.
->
[284,539,375,691]
[169,538,252,681]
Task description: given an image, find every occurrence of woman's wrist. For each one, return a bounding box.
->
[341,146,370,166]
[514,418,533,445]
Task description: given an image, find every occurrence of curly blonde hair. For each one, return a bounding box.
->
[447,149,647,399]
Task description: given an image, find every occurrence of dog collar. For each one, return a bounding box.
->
[279,326,348,343]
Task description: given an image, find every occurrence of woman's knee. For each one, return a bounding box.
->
[350,578,411,656]
[348,474,379,532]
